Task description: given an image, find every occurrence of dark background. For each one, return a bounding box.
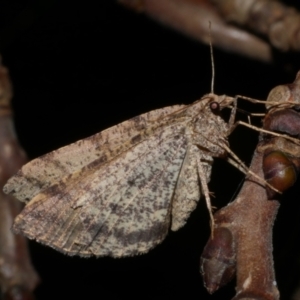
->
[1,1,300,299]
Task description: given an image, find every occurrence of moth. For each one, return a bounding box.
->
[4,88,257,258]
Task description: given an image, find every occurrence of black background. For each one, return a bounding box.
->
[1,1,300,299]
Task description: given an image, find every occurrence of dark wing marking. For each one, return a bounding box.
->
[13,124,189,257]
[4,104,186,203]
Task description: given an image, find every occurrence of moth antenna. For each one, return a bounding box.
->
[209,21,215,94]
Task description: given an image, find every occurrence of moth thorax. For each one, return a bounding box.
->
[192,113,228,157]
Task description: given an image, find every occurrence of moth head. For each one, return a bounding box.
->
[205,94,232,111]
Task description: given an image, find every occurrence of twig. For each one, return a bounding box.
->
[201,73,300,299]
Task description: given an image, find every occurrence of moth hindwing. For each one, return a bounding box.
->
[4,93,235,257]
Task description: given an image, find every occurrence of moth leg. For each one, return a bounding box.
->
[235,95,267,105]
[196,157,215,232]
[234,106,265,120]
[222,143,281,194]
[226,157,248,174]
[227,97,237,129]
[235,95,298,110]
[228,120,300,146]
[226,96,266,131]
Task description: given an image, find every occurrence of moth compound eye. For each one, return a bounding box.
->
[263,151,297,197]
[209,101,220,113]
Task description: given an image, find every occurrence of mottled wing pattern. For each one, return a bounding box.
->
[12,122,192,257]
[4,104,185,203]
[170,144,212,231]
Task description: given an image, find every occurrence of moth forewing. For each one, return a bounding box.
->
[4,104,186,203]
[14,124,189,257]
[5,93,235,257]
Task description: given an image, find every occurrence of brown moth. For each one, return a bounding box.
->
[4,62,297,258]
[3,89,251,258]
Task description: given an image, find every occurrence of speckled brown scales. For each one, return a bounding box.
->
[4,93,235,257]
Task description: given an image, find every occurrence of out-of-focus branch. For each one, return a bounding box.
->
[119,0,300,62]
[211,0,300,52]
[0,59,39,299]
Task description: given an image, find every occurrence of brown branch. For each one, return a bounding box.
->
[202,143,281,299]
[119,0,272,62]
[211,0,300,52]
[201,73,300,299]
[119,0,300,61]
